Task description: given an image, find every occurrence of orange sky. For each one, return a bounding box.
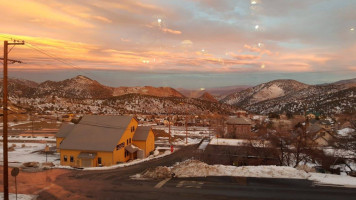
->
[0,0,355,87]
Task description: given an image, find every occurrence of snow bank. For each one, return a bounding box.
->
[140,160,308,179]
[137,160,356,187]
[337,128,355,137]
[309,173,356,187]
[172,160,308,179]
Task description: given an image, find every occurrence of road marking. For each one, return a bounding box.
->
[154,178,171,189]
[176,181,204,188]
[176,181,185,188]
[35,183,54,194]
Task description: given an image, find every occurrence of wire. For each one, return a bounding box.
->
[0,33,101,81]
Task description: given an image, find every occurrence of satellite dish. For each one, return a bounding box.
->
[11,167,20,177]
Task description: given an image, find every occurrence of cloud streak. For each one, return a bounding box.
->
[0,0,355,87]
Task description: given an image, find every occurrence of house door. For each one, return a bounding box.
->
[81,159,92,167]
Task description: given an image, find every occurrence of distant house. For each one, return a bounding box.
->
[236,110,248,117]
[61,114,75,122]
[56,115,154,168]
[226,117,251,139]
[306,124,334,147]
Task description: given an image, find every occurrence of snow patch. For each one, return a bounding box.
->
[136,160,356,187]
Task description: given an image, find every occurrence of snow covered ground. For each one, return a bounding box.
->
[136,160,356,187]
[0,142,59,167]
[0,135,56,142]
[0,193,38,200]
[153,126,209,147]
[153,126,211,138]
[337,128,355,137]
[209,138,270,147]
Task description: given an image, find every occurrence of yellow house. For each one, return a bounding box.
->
[133,126,155,157]
[58,115,154,168]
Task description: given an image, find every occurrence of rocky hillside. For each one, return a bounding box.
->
[16,93,239,115]
[222,79,356,115]
[198,92,217,102]
[113,86,184,98]
[177,85,249,99]
[0,78,38,98]
[221,79,309,106]
[104,94,237,115]
[34,75,113,99]
[3,75,184,99]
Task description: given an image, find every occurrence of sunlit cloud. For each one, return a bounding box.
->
[161,28,182,35]
[0,0,354,87]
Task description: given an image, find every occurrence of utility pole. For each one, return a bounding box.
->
[185,114,188,144]
[3,40,24,200]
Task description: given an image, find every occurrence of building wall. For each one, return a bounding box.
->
[146,130,155,156]
[60,149,113,167]
[112,118,138,164]
[133,140,146,155]
[227,124,251,138]
[133,129,155,157]
[314,131,333,147]
[56,137,64,152]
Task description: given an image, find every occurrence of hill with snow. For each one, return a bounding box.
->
[221,79,356,115]
[221,79,309,106]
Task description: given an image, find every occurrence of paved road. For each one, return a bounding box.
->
[33,144,356,200]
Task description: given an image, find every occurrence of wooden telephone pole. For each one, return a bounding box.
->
[3,40,24,200]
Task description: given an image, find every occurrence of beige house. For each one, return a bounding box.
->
[226,117,251,139]
[307,124,334,147]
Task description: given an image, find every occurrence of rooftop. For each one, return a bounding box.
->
[60,115,135,152]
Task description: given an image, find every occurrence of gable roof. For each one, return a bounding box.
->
[307,124,324,134]
[133,126,152,141]
[226,117,251,125]
[60,115,134,152]
[56,123,75,138]
[79,115,135,128]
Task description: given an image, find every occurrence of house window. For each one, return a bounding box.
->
[133,126,135,132]
[129,138,131,144]
[63,155,67,162]
[70,156,74,162]
[98,157,102,165]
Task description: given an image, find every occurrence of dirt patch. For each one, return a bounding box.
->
[142,166,171,179]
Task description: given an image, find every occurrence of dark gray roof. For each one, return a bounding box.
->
[307,124,323,134]
[56,123,75,138]
[79,115,134,128]
[226,117,251,125]
[133,126,152,141]
[60,115,134,152]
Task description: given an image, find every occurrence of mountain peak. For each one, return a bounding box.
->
[199,92,217,102]
[73,75,93,81]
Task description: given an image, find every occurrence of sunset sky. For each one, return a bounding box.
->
[0,0,355,89]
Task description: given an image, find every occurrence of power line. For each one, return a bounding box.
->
[0,34,100,80]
